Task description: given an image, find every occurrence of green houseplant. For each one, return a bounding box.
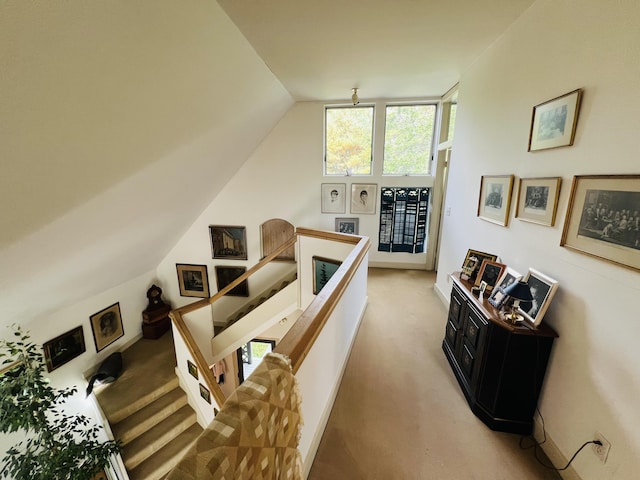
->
[0,326,120,480]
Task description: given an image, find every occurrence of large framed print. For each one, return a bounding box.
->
[350,184,377,214]
[518,269,559,327]
[176,263,210,298]
[516,177,562,226]
[90,302,124,352]
[560,175,640,272]
[477,175,514,226]
[321,183,346,213]
[209,225,247,260]
[528,89,583,152]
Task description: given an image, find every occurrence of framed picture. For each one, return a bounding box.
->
[560,175,640,271]
[90,303,124,352]
[312,256,342,295]
[321,183,346,213]
[335,217,359,235]
[518,269,559,327]
[477,175,514,226]
[199,383,211,404]
[474,260,506,293]
[215,266,249,297]
[528,88,583,152]
[176,263,210,298]
[43,326,86,372]
[350,184,377,214]
[488,267,522,309]
[187,359,199,380]
[516,177,562,226]
[209,225,247,260]
[461,249,498,279]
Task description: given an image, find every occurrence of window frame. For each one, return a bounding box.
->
[323,104,375,176]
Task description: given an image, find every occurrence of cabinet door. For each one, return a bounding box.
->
[449,284,465,327]
[459,303,488,392]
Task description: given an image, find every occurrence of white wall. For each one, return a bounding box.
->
[435,1,640,478]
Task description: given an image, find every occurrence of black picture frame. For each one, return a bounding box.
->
[187,359,199,380]
[43,326,86,372]
[209,225,247,260]
[176,263,210,298]
[199,383,211,404]
[215,266,249,297]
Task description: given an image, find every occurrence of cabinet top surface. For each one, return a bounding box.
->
[451,272,558,338]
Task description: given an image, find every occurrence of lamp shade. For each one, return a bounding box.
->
[503,280,533,302]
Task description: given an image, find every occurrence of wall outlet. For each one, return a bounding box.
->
[592,432,610,463]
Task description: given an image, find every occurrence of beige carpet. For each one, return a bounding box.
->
[308,268,561,480]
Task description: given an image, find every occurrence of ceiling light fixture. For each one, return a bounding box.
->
[351,88,359,106]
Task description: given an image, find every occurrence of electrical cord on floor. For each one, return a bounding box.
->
[519,409,602,471]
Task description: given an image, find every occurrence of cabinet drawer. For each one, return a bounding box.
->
[461,343,475,380]
[445,320,458,350]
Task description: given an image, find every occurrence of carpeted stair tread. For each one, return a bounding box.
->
[122,404,197,470]
[111,386,188,446]
[127,423,203,480]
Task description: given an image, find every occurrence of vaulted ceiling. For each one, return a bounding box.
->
[1,0,535,326]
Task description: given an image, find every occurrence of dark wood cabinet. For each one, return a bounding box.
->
[442,273,558,434]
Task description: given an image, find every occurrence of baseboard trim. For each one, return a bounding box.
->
[533,414,582,480]
[302,297,369,479]
[433,282,449,308]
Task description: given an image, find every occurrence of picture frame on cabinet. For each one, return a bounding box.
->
[560,174,640,272]
[176,263,210,298]
[515,177,562,226]
[518,269,559,327]
[477,175,514,226]
[350,184,377,214]
[321,183,347,213]
[461,249,498,280]
[488,267,522,309]
[528,88,583,152]
[473,259,507,293]
[43,326,86,372]
[90,302,124,352]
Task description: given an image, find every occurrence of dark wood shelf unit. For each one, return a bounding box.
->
[442,272,558,434]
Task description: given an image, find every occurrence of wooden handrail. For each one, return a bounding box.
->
[274,233,370,373]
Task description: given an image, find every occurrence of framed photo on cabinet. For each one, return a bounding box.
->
[474,260,506,293]
[516,177,562,226]
[518,269,559,327]
[477,175,514,226]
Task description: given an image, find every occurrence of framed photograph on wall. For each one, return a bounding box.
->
[312,256,342,294]
[477,175,514,226]
[209,225,247,260]
[335,217,359,235]
[90,302,124,352]
[474,260,506,293]
[516,177,562,226]
[350,184,377,214]
[528,88,583,152]
[321,183,346,213]
[187,359,199,380]
[199,383,211,404]
[518,268,559,327]
[43,326,86,372]
[560,174,640,272]
[176,263,210,298]
[215,266,249,297]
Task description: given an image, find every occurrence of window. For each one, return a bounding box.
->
[378,187,429,253]
[383,104,436,175]
[325,106,374,175]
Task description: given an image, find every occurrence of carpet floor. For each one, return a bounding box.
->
[308,268,561,480]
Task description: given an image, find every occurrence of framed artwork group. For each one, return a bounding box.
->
[321,183,377,216]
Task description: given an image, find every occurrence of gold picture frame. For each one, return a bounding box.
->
[561,174,640,272]
[473,260,507,293]
[176,263,210,298]
[477,175,514,226]
[515,177,562,226]
[528,89,583,152]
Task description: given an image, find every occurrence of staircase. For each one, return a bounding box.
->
[94,330,203,480]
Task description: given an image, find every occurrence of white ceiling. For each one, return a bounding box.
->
[218,0,537,101]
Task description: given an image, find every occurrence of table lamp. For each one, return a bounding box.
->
[502,280,533,324]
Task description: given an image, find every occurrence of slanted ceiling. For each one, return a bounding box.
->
[1,0,534,326]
